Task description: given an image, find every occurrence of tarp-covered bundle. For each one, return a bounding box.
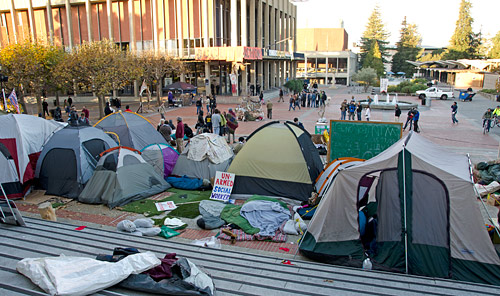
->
[172,133,233,180]
[36,125,116,198]
[79,146,170,208]
[94,111,166,150]
[140,143,179,179]
[228,121,324,201]
[300,132,500,285]
[0,114,65,197]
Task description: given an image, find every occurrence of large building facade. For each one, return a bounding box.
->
[0,0,299,96]
[296,28,357,85]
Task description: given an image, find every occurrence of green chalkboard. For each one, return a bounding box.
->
[328,120,402,161]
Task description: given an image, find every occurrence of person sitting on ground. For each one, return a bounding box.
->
[168,119,175,130]
[233,137,246,155]
[53,106,63,122]
[124,105,132,112]
[184,123,194,138]
[104,102,113,116]
[78,112,89,125]
[293,117,304,129]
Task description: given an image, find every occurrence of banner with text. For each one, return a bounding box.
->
[210,171,235,202]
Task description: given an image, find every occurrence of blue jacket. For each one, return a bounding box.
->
[413,111,420,121]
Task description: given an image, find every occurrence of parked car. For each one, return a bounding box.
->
[416,87,454,100]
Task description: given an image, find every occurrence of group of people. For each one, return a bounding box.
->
[288,90,327,111]
[481,105,500,133]
[194,107,239,143]
[195,95,218,115]
[340,97,369,121]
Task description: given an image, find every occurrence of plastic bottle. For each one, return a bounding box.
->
[362,258,372,270]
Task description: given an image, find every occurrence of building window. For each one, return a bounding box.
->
[1,14,6,27]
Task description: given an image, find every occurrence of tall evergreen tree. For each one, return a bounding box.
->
[447,0,480,59]
[360,5,389,75]
[489,30,500,59]
[391,17,421,76]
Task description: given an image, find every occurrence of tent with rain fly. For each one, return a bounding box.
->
[0,114,65,193]
[228,121,324,202]
[78,146,170,208]
[0,142,22,198]
[300,132,500,285]
[171,133,233,180]
[35,125,117,198]
[314,157,364,198]
[140,143,179,179]
[94,111,166,151]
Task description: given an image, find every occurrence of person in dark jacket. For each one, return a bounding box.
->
[356,102,363,121]
[104,102,113,116]
[175,117,185,153]
[395,104,402,122]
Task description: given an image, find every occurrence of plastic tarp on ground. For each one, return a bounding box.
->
[16,252,160,296]
[186,133,233,164]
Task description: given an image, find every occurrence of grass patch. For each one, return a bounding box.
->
[120,188,211,219]
[51,202,65,209]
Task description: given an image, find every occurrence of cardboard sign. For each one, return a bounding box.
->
[210,171,235,202]
[155,201,177,211]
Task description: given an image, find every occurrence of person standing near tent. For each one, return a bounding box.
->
[403,108,414,131]
[175,117,185,153]
[42,99,49,118]
[267,100,273,119]
[365,106,371,121]
[451,102,458,124]
[158,119,172,143]
[78,112,89,125]
[221,111,228,136]
[82,106,90,119]
[67,96,73,107]
[210,96,217,114]
[233,137,246,154]
[211,109,222,136]
[293,117,304,129]
[413,109,420,133]
[205,112,212,133]
[226,108,238,143]
[395,104,401,122]
[104,102,113,116]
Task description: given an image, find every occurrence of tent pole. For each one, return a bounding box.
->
[467,154,500,238]
[402,147,408,274]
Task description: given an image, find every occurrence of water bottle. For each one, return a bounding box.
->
[362,258,372,270]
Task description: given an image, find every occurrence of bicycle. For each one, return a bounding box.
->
[491,116,500,129]
[483,119,491,134]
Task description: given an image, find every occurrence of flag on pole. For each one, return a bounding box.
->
[139,80,148,96]
[8,89,20,114]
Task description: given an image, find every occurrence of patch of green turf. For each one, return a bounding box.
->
[51,202,65,209]
[120,188,211,218]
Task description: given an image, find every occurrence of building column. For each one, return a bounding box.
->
[241,0,247,46]
[270,61,276,87]
[46,0,54,45]
[249,0,255,47]
[205,62,211,96]
[65,0,74,49]
[270,2,275,49]
[84,0,92,41]
[9,0,18,43]
[242,66,248,95]
[257,0,262,48]
[264,1,269,48]
[257,61,263,93]
[325,57,329,84]
[27,0,36,41]
[128,0,135,50]
[106,0,114,41]
[346,56,350,86]
[304,56,307,76]
[176,0,184,57]
[231,0,237,46]
[250,61,256,91]
[152,0,159,51]
[293,9,297,52]
[263,61,269,90]
[280,60,285,86]
[202,0,209,47]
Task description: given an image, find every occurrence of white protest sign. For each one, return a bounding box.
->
[210,171,235,202]
[155,201,177,211]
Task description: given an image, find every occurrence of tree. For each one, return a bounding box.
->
[359,5,390,73]
[489,31,500,59]
[447,0,481,59]
[57,40,141,118]
[392,17,421,76]
[0,42,65,114]
[362,40,385,77]
[136,51,185,107]
[352,68,378,92]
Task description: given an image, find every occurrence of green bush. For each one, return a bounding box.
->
[481,89,498,94]
[412,78,427,85]
[284,79,303,93]
[387,85,399,92]
[410,84,427,93]
[398,81,412,89]
[401,86,412,94]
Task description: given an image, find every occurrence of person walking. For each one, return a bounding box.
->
[288,95,295,111]
[266,100,273,119]
[205,95,211,113]
[395,104,401,122]
[356,102,363,121]
[403,108,414,131]
[42,99,49,118]
[451,102,458,124]
[278,88,284,102]
[196,96,202,114]
[365,106,371,121]
[211,109,222,136]
[175,117,185,153]
[413,109,420,133]
[340,99,347,120]
[295,94,301,110]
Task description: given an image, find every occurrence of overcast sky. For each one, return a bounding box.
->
[294,0,500,48]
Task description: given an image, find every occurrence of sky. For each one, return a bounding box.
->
[294,0,500,48]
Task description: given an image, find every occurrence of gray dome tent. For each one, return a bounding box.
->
[300,132,500,285]
[94,111,166,151]
[78,146,170,208]
[35,125,117,198]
